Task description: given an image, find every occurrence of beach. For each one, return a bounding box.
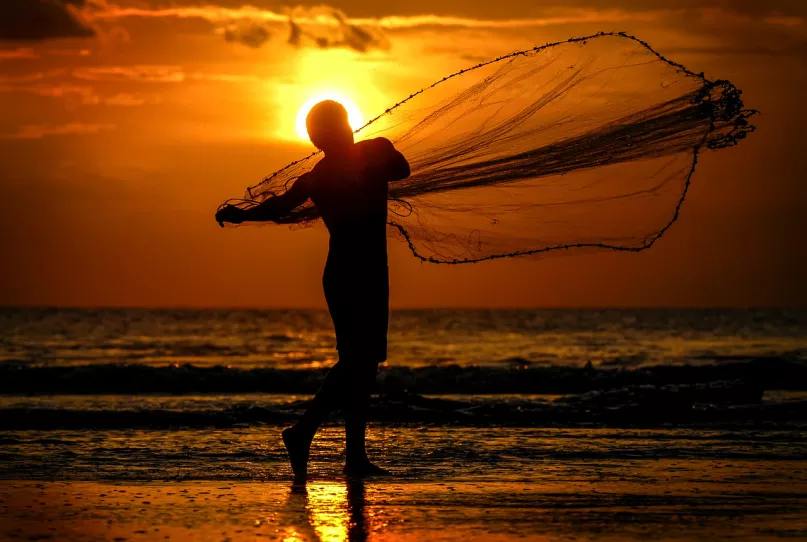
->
[2,426,807,540]
[2,477,805,541]
[3,425,807,541]
[2,308,806,540]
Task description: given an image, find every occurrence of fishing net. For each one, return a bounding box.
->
[220,32,756,263]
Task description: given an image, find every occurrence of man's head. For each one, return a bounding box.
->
[306,100,354,153]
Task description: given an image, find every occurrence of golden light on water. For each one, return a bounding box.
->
[307,483,350,542]
[282,482,351,542]
[295,93,364,141]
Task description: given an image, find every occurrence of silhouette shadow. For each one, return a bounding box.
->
[282,478,369,541]
[346,478,369,542]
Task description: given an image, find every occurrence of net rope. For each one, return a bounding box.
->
[219,31,757,263]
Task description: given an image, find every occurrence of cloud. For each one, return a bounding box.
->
[82,2,804,56]
[719,0,806,18]
[221,22,271,48]
[47,47,92,57]
[287,6,387,52]
[87,4,287,24]
[765,16,803,26]
[0,70,66,83]
[70,66,258,83]
[0,82,155,106]
[1,122,114,139]
[0,0,95,41]
[11,1,803,55]
[188,73,259,83]
[102,93,150,106]
[87,3,391,52]
[87,3,805,30]
[3,66,257,90]
[0,81,96,101]
[0,47,39,60]
[665,39,807,60]
[72,65,185,83]
[89,3,663,31]
[0,66,256,113]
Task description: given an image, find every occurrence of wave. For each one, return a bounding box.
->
[2,395,805,430]
[2,383,806,430]
[1,357,805,396]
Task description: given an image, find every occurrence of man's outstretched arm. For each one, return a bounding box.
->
[216,173,313,226]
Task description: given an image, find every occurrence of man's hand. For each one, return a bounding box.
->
[215,204,246,227]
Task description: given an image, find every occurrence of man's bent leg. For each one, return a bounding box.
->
[296,360,350,434]
[284,360,349,482]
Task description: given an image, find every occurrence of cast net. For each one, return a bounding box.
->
[220,32,756,263]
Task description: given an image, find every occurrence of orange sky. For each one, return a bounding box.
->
[1,0,806,308]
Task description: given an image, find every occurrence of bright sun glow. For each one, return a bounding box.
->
[295,93,363,141]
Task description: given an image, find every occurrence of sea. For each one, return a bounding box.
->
[1,308,806,483]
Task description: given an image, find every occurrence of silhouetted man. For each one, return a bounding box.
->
[216,100,410,482]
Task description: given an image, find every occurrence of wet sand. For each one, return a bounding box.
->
[2,426,807,540]
[2,465,806,541]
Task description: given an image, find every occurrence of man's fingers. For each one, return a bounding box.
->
[216,205,242,227]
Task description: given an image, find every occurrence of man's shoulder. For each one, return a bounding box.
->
[357,137,396,153]
[293,168,319,193]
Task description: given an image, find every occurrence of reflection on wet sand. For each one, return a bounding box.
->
[2,468,806,541]
[283,479,369,542]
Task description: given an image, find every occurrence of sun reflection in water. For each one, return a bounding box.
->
[307,483,350,542]
[282,481,365,542]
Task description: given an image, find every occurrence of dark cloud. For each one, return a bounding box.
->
[331,10,387,52]
[222,23,271,49]
[206,4,387,52]
[666,43,807,60]
[235,0,805,23]
[0,0,95,41]
[665,37,807,59]
[286,7,387,53]
[719,0,807,18]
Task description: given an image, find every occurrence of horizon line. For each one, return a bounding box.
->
[1,305,805,311]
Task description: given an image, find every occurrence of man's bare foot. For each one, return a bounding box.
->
[282,426,312,483]
[343,460,391,478]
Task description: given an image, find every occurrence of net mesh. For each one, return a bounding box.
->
[220,32,756,263]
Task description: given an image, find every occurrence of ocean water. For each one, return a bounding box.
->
[1,308,806,482]
[3,307,806,370]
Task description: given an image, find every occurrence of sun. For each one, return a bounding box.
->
[295,93,364,141]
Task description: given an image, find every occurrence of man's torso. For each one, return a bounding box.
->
[308,139,392,263]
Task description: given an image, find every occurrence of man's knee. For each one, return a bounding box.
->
[340,360,378,386]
